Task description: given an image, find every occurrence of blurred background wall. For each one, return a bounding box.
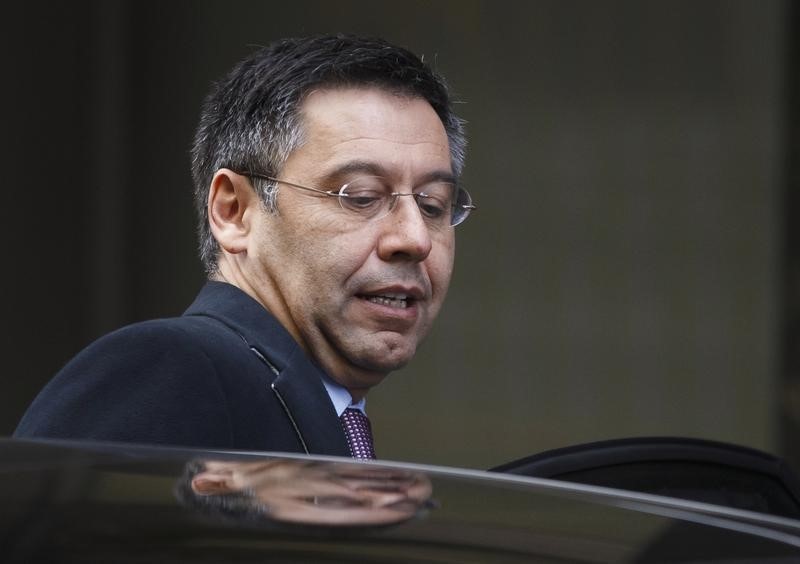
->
[2,0,795,470]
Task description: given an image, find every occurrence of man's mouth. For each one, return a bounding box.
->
[358,293,413,309]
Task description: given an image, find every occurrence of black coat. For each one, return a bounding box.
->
[14,281,351,456]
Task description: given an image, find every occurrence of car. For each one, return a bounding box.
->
[2,437,800,563]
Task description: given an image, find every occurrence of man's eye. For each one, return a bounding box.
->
[416,194,448,219]
[343,191,384,210]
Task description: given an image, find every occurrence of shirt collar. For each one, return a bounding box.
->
[321,375,366,417]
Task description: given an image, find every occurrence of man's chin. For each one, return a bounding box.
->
[325,343,414,399]
[320,325,422,385]
[348,337,417,375]
[358,355,411,375]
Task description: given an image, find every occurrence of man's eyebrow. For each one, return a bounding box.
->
[323,161,457,186]
[324,161,388,180]
[420,170,457,185]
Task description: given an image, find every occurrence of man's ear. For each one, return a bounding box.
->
[207,169,260,255]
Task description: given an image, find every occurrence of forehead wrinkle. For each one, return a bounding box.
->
[291,132,448,175]
[301,91,448,149]
[291,88,452,186]
[327,135,448,147]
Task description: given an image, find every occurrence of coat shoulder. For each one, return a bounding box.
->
[13,315,265,447]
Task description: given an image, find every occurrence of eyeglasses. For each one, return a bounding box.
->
[237,171,476,228]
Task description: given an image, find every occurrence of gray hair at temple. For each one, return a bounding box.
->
[191,34,467,274]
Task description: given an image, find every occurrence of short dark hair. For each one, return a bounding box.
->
[191,34,467,274]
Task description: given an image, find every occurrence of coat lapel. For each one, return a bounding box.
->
[272,347,351,457]
[186,281,351,458]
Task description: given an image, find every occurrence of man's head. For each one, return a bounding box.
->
[191,35,469,397]
[192,34,466,271]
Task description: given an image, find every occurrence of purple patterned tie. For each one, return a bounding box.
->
[340,408,376,459]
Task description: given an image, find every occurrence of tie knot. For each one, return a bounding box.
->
[340,408,376,460]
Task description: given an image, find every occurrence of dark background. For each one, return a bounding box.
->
[3,0,798,470]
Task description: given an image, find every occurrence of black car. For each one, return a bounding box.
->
[2,438,800,563]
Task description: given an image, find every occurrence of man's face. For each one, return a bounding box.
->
[245,87,455,397]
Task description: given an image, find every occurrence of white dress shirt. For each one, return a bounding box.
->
[321,375,366,416]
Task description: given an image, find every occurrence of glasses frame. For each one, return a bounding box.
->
[234,170,476,227]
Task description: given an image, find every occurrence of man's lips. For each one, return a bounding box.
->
[361,294,411,309]
[355,286,425,311]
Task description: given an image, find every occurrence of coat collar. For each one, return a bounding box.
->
[184,281,350,457]
[184,281,297,369]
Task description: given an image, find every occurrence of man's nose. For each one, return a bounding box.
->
[376,195,432,262]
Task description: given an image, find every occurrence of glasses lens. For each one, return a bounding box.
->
[338,177,473,227]
[451,187,473,226]
[414,182,456,227]
[339,177,391,219]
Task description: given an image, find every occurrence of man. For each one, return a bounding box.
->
[14,35,474,459]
